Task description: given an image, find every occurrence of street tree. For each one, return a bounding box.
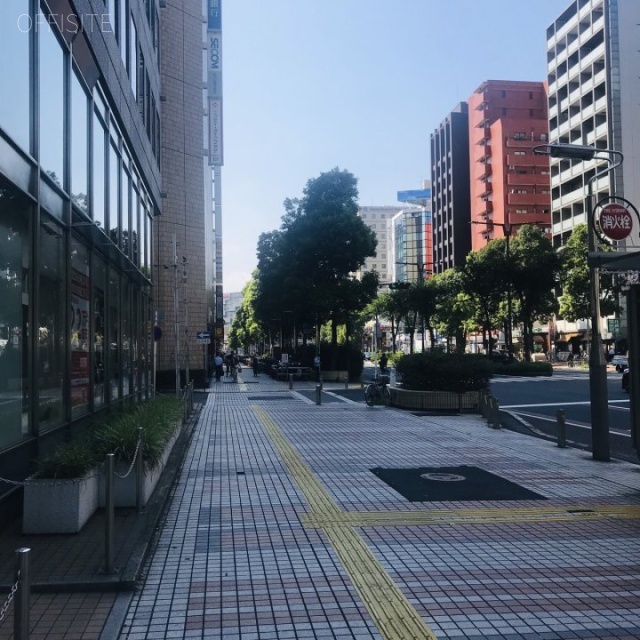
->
[430,269,475,353]
[461,242,509,354]
[557,223,621,322]
[508,225,560,361]
[255,168,377,366]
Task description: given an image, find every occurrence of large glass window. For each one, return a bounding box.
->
[93,257,106,409]
[70,238,90,419]
[0,1,31,151]
[108,269,120,401]
[38,215,66,431]
[121,279,131,396]
[109,138,120,246]
[121,168,130,256]
[92,112,106,229]
[71,70,89,212]
[0,180,31,450]
[39,12,65,188]
[132,186,140,266]
[129,17,137,96]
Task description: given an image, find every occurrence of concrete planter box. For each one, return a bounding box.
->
[98,427,180,508]
[390,388,480,412]
[321,370,348,382]
[23,471,99,534]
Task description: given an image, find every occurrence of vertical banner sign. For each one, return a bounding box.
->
[207,0,223,166]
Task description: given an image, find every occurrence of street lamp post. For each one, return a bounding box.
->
[534,143,624,462]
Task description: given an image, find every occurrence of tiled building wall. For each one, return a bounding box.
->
[155,0,207,374]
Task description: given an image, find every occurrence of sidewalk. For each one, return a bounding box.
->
[2,371,640,639]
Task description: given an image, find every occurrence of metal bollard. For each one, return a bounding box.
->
[136,427,144,514]
[105,453,115,574]
[289,373,293,390]
[345,374,349,389]
[14,547,30,640]
[315,384,322,405]
[556,409,566,448]
[490,397,501,429]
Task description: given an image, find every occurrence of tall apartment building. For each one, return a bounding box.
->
[468,81,552,251]
[430,103,471,272]
[0,1,162,513]
[546,0,640,247]
[357,206,406,285]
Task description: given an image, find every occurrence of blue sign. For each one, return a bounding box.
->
[197,331,211,340]
[208,0,221,30]
[397,189,431,203]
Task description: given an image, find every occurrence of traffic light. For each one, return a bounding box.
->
[389,281,410,290]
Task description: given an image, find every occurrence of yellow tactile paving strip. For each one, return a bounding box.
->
[303,504,640,528]
[254,405,438,640]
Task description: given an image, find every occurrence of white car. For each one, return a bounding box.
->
[611,355,628,372]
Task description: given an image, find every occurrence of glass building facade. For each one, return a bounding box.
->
[0,0,161,509]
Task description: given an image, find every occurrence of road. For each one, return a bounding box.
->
[359,362,638,463]
[490,368,637,463]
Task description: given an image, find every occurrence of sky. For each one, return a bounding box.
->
[221,0,572,293]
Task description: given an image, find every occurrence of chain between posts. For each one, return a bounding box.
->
[0,581,18,624]
[113,436,142,479]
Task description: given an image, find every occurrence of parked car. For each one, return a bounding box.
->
[612,354,628,372]
[622,368,629,392]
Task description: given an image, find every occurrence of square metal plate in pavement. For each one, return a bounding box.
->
[370,465,547,502]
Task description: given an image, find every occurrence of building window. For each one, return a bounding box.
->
[514,151,526,156]
[0,179,31,449]
[71,70,89,212]
[39,11,65,188]
[0,0,31,152]
[513,132,527,140]
[70,238,90,419]
[38,215,66,432]
[92,111,107,228]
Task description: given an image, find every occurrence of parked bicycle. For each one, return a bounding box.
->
[365,374,391,407]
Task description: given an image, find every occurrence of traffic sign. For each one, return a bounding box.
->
[196,331,211,344]
[598,203,633,241]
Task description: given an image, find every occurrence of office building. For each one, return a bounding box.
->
[0,0,160,511]
[430,103,472,272]
[357,206,406,285]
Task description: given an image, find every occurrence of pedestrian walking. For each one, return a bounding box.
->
[252,354,259,377]
[214,353,224,381]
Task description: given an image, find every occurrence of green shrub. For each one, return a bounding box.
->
[35,395,184,478]
[395,352,492,392]
[96,395,183,471]
[35,438,100,480]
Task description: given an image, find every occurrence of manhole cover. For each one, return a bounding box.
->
[420,472,465,482]
[371,466,546,502]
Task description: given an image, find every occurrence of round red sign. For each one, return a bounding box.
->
[599,203,633,241]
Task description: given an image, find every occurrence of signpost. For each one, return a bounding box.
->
[598,203,633,241]
[196,331,211,344]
